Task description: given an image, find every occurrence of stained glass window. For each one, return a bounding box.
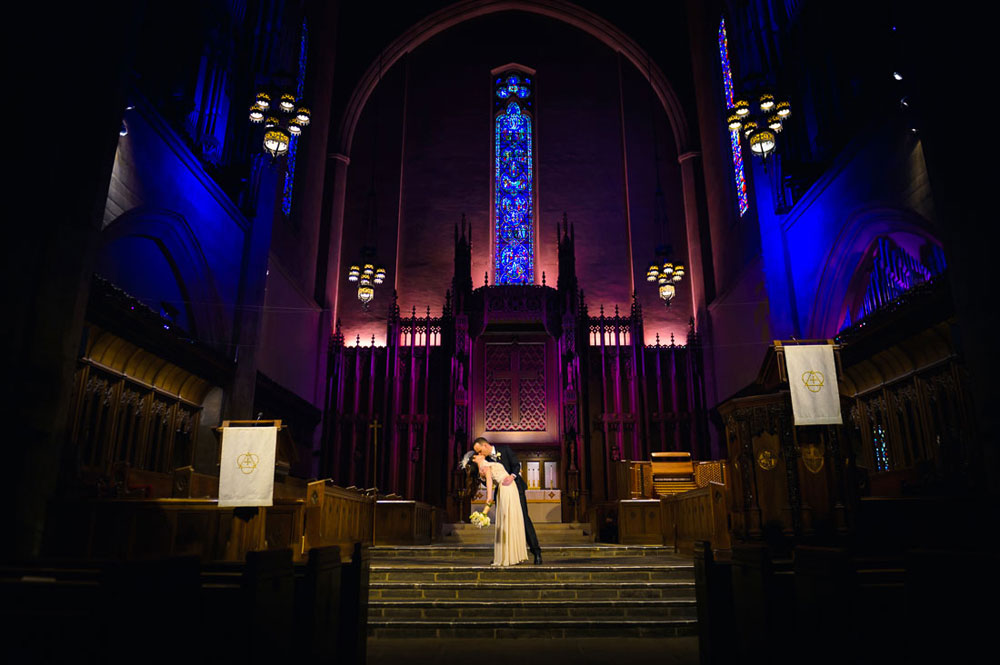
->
[873,425,890,472]
[282,19,308,216]
[493,73,534,284]
[718,18,748,216]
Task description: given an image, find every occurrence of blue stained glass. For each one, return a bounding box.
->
[494,101,534,284]
[282,19,308,216]
[873,425,890,472]
[718,18,748,216]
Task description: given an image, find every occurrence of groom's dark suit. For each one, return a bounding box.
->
[487,444,541,557]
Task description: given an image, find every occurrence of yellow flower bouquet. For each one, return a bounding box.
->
[469,510,491,528]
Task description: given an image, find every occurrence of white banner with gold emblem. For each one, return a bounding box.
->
[219,426,277,507]
[784,345,842,425]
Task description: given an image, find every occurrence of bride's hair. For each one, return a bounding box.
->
[464,453,487,487]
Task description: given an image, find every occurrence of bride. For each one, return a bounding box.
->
[473,453,529,566]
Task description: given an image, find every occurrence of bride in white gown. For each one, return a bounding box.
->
[474,453,528,566]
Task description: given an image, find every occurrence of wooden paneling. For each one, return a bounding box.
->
[43,482,376,564]
[374,499,437,545]
[618,499,662,544]
[304,481,374,557]
[44,498,305,562]
[660,482,732,554]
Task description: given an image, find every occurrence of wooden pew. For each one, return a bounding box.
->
[2,546,369,665]
[339,542,370,665]
[0,561,104,663]
[694,541,736,665]
[294,545,342,659]
[730,543,796,665]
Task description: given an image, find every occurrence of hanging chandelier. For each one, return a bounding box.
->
[643,56,685,307]
[248,90,311,157]
[347,259,387,309]
[726,91,791,160]
[646,256,685,305]
[344,53,389,310]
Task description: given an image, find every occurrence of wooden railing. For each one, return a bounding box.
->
[374,499,439,545]
[305,481,375,555]
[660,480,731,554]
[44,481,374,563]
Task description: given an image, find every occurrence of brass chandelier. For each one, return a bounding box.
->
[248,90,311,157]
[726,92,791,159]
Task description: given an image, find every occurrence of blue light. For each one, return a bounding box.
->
[282,19,308,216]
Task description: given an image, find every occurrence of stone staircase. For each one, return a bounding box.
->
[440,521,594,546]
[368,534,697,638]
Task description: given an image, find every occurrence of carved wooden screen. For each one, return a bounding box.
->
[71,360,200,476]
[485,342,546,431]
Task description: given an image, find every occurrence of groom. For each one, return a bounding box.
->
[473,436,542,564]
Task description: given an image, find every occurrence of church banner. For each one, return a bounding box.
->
[784,345,842,425]
[219,426,277,507]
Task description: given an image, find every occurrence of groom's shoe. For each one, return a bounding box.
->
[533,552,543,565]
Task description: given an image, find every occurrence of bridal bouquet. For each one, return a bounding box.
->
[469,510,491,528]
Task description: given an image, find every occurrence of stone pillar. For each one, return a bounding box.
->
[225,156,279,419]
[678,151,709,328]
[323,153,351,321]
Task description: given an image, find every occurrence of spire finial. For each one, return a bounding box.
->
[542,271,546,286]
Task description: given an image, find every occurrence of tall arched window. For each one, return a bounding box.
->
[718,18,748,217]
[281,18,308,216]
[493,69,535,284]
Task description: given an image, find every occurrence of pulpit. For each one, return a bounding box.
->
[717,341,853,549]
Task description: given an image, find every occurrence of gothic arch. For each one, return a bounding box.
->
[808,206,941,337]
[336,0,692,156]
[99,207,230,344]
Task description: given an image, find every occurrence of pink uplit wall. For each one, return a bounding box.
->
[336,12,692,345]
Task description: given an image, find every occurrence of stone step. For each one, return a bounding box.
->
[441,523,595,545]
[370,564,695,583]
[370,544,676,559]
[446,522,592,531]
[367,617,697,639]
[369,598,697,620]
[369,580,696,601]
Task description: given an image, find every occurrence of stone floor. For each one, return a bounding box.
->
[367,636,700,665]
[368,545,697,639]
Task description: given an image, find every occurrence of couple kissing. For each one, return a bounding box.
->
[463,437,542,566]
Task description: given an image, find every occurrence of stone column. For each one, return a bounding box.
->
[323,153,351,321]
[678,151,709,328]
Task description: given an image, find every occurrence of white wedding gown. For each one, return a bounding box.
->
[487,461,529,566]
